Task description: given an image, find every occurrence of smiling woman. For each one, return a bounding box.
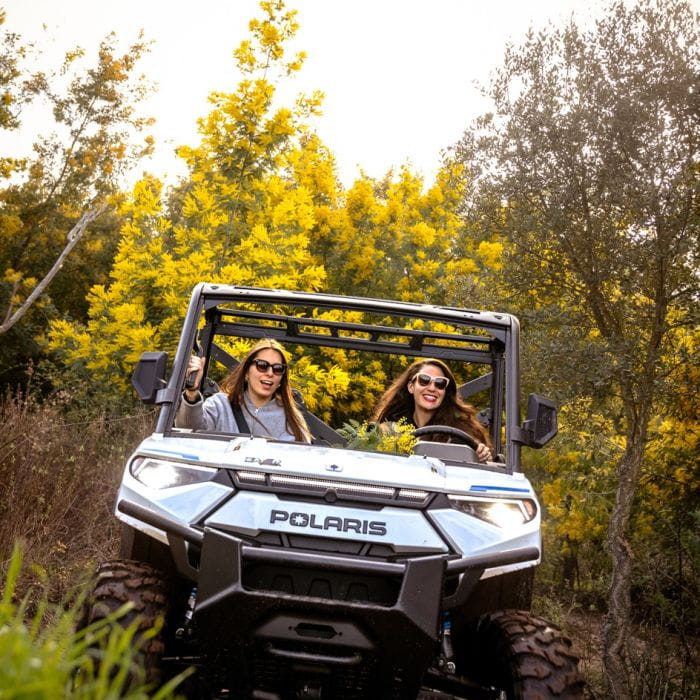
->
[175,338,311,442]
[371,358,493,462]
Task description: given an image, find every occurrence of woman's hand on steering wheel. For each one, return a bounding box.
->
[411,425,492,463]
[474,442,492,463]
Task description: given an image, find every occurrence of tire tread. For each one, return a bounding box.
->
[84,559,169,685]
[471,609,585,698]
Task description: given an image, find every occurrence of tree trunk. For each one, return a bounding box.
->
[601,393,652,699]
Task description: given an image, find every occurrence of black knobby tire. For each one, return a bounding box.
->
[83,559,170,686]
[464,610,584,699]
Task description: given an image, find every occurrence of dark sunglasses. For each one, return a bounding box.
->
[251,358,287,376]
[412,372,449,390]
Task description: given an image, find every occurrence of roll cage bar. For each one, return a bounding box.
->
[153,284,525,472]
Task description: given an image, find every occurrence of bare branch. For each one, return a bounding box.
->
[0,205,108,335]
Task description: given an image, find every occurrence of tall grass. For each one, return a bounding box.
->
[0,389,154,600]
[0,545,187,698]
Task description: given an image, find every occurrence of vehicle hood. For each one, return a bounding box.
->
[135,434,534,497]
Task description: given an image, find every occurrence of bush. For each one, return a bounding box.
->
[0,389,154,601]
[0,545,188,699]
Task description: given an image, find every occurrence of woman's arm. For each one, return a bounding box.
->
[176,391,237,432]
[175,393,205,429]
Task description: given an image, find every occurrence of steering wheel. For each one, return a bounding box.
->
[411,425,479,450]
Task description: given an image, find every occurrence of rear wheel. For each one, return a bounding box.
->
[82,559,170,686]
[461,610,584,698]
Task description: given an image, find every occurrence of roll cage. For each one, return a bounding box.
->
[138,284,553,474]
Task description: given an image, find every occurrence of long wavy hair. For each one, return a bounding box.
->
[220,339,311,443]
[371,358,491,446]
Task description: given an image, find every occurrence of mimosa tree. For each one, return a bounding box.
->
[48,0,330,404]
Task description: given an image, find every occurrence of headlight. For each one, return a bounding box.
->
[448,496,537,529]
[130,458,217,490]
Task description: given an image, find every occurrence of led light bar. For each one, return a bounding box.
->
[269,473,395,498]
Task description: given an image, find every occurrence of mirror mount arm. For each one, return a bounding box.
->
[512,425,536,446]
[156,386,179,404]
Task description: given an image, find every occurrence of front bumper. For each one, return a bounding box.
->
[118,500,538,697]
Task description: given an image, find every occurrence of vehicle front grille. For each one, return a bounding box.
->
[242,562,401,606]
[223,470,443,560]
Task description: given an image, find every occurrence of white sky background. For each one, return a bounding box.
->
[0,0,651,189]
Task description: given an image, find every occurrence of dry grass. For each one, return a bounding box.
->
[0,389,155,600]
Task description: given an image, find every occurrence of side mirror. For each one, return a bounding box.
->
[521,393,558,448]
[131,352,168,404]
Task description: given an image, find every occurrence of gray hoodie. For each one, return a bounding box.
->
[175,390,297,441]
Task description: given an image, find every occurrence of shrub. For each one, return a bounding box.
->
[0,388,154,600]
[0,546,187,698]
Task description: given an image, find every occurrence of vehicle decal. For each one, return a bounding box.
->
[469,485,530,493]
[143,448,201,461]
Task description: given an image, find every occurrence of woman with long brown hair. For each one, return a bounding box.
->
[372,358,493,462]
[176,339,311,442]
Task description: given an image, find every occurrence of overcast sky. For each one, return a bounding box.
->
[1,0,674,188]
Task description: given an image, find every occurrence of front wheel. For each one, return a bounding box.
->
[81,559,170,686]
[461,610,584,698]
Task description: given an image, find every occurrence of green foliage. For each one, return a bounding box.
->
[0,546,185,699]
[453,1,699,691]
[45,0,505,417]
[47,1,327,406]
[454,0,698,387]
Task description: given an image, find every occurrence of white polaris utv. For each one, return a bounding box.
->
[84,284,583,699]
